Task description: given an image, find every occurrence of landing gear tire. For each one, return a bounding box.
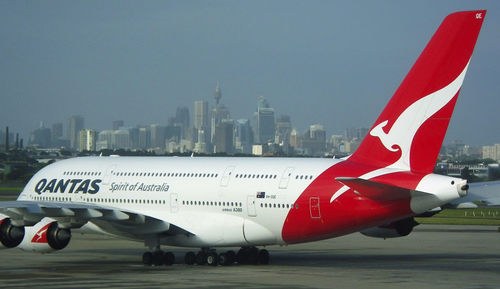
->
[247,247,259,264]
[236,247,248,264]
[185,251,196,265]
[219,253,229,266]
[206,252,218,266]
[152,250,164,266]
[142,251,153,266]
[258,249,269,265]
[226,250,236,264]
[163,252,175,266]
[195,251,207,265]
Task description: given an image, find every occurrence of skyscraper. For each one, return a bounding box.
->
[51,123,63,143]
[254,96,275,145]
[214,119,234,154]
[194,100,209,130]
[150,124,166,150]
[235,119,253,154]
[275,115,292,152]
[68,115,84,151]
[175,106,190,139]
[79,129,96,152]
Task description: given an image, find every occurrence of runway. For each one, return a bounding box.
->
[1,225,499,289]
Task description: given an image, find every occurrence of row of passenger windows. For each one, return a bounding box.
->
[32,195,299,210]
[296,175,313,180]
[260,203,298,209]
[234,174,277,179]
[182,200,242,207]
[113,171,219,178]
[63,171,102,176]
[61,170,314,181]
[33,195,166,205]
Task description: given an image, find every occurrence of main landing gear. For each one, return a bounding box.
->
[142,246,269,266]
[184,246,269,266]
[142,250,175,266]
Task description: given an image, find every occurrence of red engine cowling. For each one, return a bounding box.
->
[0,217,25,248]
[361,218,419,238]
[17,218,72,253]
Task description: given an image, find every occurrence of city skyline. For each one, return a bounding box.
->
[1,1,499,146]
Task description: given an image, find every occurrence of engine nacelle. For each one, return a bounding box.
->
[361,217,419,239]
[17,218,71,253]
[0,217,25,248]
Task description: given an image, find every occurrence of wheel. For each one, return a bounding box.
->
[247,247,259,265]
[236,248,248,264]
[163,251,175,265]
[142,251,153,266]
[258,249,269,265]
[185,251,196,265]
[195,251,207,265]
[152,250,164,266]
[218,253,228,266]
[226,250,236,264]
[206,252,218,266]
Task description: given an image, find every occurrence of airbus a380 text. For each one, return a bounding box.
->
[0,10,486,266]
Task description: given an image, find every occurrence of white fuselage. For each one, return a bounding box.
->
[19,156,339,247]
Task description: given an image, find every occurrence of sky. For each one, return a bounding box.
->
[1,0,499,147]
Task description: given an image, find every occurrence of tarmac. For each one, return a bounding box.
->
[0,224,499,289]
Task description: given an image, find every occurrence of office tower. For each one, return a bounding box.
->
[68,115,84,151]
[194,100,209,130]
[235,119,253,154]
[51,123,63,142]
[254,96,275,144]
[211,104,230,144]
[150,124,166,150]
[175,106,190,139]
[275,115,292,152]
[79,129,96,152]
[113,130,130,149]
[97,130,113,150]
[214,119,234,154]
[112,120,124,130]
[138,127,151,150]
[214,81,222,105]
[300,124,326,156]
[29,123,52,148]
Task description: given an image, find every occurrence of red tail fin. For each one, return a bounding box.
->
[350,11,486,174]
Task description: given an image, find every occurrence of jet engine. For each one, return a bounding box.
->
[0,217,25,248]
[17,218,72,253]
[361,217,419,238]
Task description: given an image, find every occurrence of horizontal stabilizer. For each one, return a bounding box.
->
[335,177,430,201]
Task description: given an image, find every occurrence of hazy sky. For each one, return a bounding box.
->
[1,0,499,146]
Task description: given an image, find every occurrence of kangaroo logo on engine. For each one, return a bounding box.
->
[35,178,102,195]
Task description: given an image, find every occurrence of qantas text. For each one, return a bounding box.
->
[34,179,102,195]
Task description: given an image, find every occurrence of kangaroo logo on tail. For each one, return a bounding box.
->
[330,62,470,203]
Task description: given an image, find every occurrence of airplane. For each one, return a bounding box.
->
[0,10,486,266]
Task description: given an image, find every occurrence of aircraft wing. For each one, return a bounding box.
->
[0,201,193,238]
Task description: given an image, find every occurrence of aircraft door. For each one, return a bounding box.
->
[220,166,235,187]
[279,167,295,189]
[170,193,179,213]
[102,165,116,186]
[310,197,321,219]
[247,195,257,217]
